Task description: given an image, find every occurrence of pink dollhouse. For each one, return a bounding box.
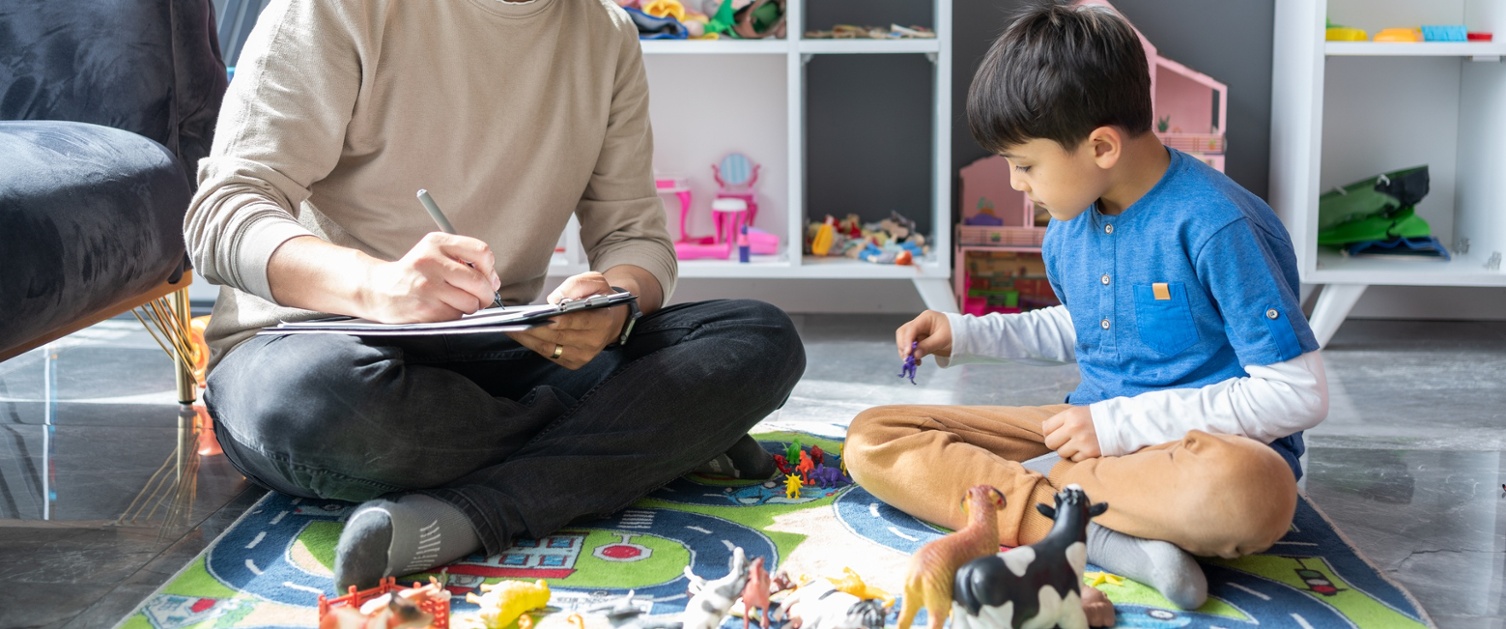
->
[954,0,1227,312]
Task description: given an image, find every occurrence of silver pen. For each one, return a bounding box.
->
[417,189,504,308]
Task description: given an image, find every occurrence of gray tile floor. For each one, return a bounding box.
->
[0,314,1502,628]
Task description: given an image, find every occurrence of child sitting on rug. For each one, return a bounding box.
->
[843,0,1328,611]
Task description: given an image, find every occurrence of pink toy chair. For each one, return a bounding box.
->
[712,152,760,228]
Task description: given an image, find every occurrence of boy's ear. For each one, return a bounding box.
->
[1087,125,1122,169]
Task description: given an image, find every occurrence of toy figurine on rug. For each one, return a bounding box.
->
[466,579,552,629]
[771,578,886,629]
[896,485,1006,629]
[319,577,451,629]
[950,485,1111,629]
[683,547,754,629]
[587,590,684,629]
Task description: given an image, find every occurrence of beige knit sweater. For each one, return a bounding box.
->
[185,0,676,371]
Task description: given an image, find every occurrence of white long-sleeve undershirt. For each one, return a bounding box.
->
[938,306,1329,456]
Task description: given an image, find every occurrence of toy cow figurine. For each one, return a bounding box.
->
[897,485,1007,629]
[950,484,1108,629]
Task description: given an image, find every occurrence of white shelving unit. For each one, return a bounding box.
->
[552,0,956,312]
[1271,0,1506,345]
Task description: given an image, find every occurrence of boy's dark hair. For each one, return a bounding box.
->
[967,0,1153,154]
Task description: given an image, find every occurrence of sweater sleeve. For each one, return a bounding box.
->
[936,305,1078,368]
[574,21,678,299]
[1089,350,1329,456]
[183,0,360,302]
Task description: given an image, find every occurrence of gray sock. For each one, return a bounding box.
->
[333,493,481,590]
[693,434,777,479]
[1021,452,1060,476]
[1086,521,1207,609]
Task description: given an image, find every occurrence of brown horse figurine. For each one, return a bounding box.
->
[896,485,1006,629]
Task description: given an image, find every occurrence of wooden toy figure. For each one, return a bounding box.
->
[896,485,1006,629]
[950,484,1108,629]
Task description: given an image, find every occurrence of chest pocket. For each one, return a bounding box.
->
[1133,282,1200,355]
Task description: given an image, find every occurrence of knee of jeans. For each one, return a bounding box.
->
[728,299,806,385]
[1180,431,1298,553]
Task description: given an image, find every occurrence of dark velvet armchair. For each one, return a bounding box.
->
[0,0,228,403]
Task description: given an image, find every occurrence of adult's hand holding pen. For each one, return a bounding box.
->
[359,232,502,323]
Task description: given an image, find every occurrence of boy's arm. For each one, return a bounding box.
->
[1089,350,1328,456]
[935,305,1077,367]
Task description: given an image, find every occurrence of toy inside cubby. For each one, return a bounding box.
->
[958,250,1060,317]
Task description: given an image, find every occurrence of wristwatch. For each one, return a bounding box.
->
[610,286,642,346]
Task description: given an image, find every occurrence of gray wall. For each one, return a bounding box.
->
[805,0,1277,238]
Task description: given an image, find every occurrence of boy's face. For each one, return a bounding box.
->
[1000,137,1110,222]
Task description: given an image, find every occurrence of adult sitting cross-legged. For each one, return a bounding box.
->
[185,0,805,589]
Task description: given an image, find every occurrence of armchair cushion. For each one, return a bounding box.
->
[0,0,226,361]
[0,121,191,356]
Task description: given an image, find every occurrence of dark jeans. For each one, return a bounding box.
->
[204,299,805,554]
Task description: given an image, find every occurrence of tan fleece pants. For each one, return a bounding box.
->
[843,404,1297,559]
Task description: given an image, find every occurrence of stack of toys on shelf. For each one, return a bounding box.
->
[1317,166,1451,261]
[803,24,936,39]
[661,152,782,262]
[617,0,786,40]
[954,0,1227,311]
[1326,19,1493,43]
[803,211,929,265]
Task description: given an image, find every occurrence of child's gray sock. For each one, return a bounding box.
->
[333,493,480,590]
[1086,521,1207,610]
[1021,452,1061,476]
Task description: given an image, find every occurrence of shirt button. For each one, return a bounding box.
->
[1267,308,1280,319]
[1104,224,1115,235]
[1101,274,1111,285]
[1101,318,1111,329]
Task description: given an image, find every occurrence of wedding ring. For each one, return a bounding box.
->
[551,344,564,360]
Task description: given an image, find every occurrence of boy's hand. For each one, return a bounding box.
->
[1043,406,1102,461]
[896,310,953,365]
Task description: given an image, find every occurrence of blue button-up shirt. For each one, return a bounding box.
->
[1043,148,1320,478]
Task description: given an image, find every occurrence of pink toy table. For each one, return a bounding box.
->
[656,174,711,244]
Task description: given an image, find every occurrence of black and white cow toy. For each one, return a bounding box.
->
[949,484,1108,629]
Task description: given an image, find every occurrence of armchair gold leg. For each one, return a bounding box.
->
[132,285,202,405]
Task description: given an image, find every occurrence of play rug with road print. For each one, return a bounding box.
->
[121,426,1433,628]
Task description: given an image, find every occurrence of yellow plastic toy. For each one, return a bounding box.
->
[643,0,686,22]
[465,579,552,629]
[1084,570,1125,588]
[1374,27,1422,42]
[828,567,895,608]
[810,222,835,256]
[1325,26,1368,41]
[784,473,803,499]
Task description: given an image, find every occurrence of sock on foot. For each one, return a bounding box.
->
[1085,521,1208,610]
[333,493,481,590]
[693,433,777,479]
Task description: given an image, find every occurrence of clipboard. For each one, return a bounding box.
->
[259,291,637,337]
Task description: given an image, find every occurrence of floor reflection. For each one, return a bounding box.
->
[0,316,1502,628]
